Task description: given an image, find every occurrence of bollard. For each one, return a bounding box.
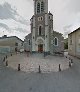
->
[39,65,41,73]
[66,56,67,58]
[71,59,73,66]
[71,59,73,63]
[11,54,12,56]
[6,55,7,59]
[6,60,8,66]
[69,62,71,67]
[69,57,71,60]
[59,64,61,71]
[18,64,20,71]
[3,57,5,62]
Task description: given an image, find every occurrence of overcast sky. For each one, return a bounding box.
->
[0,0,80,40]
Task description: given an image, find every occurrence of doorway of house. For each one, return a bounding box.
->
[38,44,43,53]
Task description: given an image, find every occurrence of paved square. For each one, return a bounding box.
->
[7,53,70,73]
[0,53,80,92]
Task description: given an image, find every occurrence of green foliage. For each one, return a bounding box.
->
[64,38,68,49]
[64,42,68,49]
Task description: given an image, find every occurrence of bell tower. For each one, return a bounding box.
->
[33,0,48,15]
[31,0,50,53]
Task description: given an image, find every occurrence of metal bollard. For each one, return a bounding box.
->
[3,57,5,62]
[69,62,71,67]
[6,55,7,59]
[6,60,8,66]
[59,64,61,71]
[18,64,20,71]
[71,59,73,63]
[69,57,71,60]
[39,65,41,73]
[11,54,12,56]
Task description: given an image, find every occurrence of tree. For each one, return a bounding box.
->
[64,38,68,49]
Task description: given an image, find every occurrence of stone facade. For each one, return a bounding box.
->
[24,0,64,54]
[68,28,80,58]
[50,31,64,54]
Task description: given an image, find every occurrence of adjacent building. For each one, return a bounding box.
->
[0,35,23,53]
[24,0,64,54]
[68,28,80,58]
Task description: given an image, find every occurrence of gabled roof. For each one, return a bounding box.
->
[69,27,80,35]
[53,31,63,35]
[0,36,24,42]
[25,33,31,37]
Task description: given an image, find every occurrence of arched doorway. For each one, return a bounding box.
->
[38,44,43,53]
[36,38,44,53]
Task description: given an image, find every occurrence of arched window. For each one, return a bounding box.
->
[41,1,44,12]
[37,2,40,13]
[39,26,42,36]
[54,37,58,46]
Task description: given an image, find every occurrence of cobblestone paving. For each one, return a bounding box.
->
[7,53,70,73]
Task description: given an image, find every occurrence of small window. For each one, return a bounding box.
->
[49,16,52,20]
[41,17,43,21]
[33,36,34,39]
[70,35,72,45]
[38,17,41,21]
[29,40,30,45]
[21,43,23,46]
[38,16,43,21]
[49,16,50,19]
[15,42,18,46]
[54,37,58,46]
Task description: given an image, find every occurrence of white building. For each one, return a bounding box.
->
[0,35,23,53]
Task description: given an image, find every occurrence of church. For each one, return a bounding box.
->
[24,0,64,55]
